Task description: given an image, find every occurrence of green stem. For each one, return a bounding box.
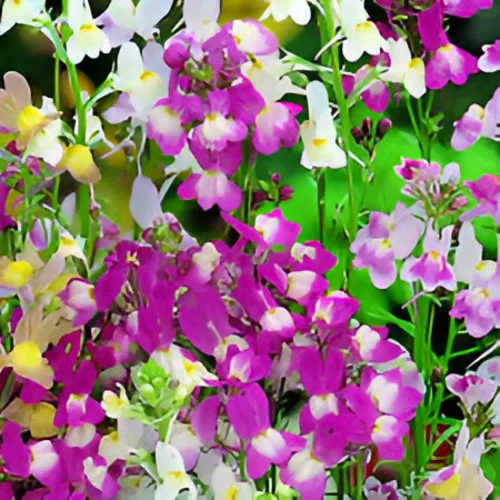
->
[319,0,357,241]
[355,452,365,499]
[54,55,60,110]
[78,184,91,239]
[239,439,247,482]
[412,294,430,490]
[67,61,86,144]
[316,169,325,245]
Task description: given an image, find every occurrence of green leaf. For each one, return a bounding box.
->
[365,309,416,337]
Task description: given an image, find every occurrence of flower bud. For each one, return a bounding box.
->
[377,118,392,136]
[271,173,281,184]
[252,190,268,209]
[163,40,190,70]
[279,185,293,202]
[362,118,372,136]
[351,127,363,143]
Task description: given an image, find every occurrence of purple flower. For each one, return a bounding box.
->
[59,278,97,327]
[451,88,500,151]
[446,373,497,410]
[364,476,401,500]
[401,225,456,292]
[226,383,292,479]
[177,170,242,211]
[351,203,424,289]
[442,0,492,18]
[462,174,500,222]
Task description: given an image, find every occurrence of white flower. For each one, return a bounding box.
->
[211,464,253,500]
[0,0,44,35]
[381,38,426,99]
[261,0,312,26]
[339,0,386,62]
[96,0,174,47]
[183,0,220,41]
[66,0,111,64]
[242,51,304,105]
[112,41,169,122]
[155,442,197,500]
[300,81,346,169]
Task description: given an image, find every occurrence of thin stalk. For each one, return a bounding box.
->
[412,294,430,492]
[316,169,325,244]
[67,61,86,144]
[239,439,247,482]
[320,0,357,240]
[54,55,60,110]
[355,452,365,500]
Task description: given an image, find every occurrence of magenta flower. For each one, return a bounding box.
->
[224,19,279,56]
[1,422,63,487]
[350,203,424,289]
[253,101,301,155]
[352,325,405,364]
[222,208,301,252]
[309,292,359,330]
[462,174,500,222]
[364,476,401,500]
[442,0,492,18]
[479,40,500,73]
[59,278,97,327]
[0,181,16,231]
[297,347,348,434]
[450,222,500,337]
[451,88,500,151]
[290,241,337,273]
[342,385,409,461]
[446,373,497,411]
[401,225,456,292]
[281,414,351,500]
[177,170,242,211]
[147,97,187,156]
[178,287,234,355]
[426,44,478,90]
[226,383,291,479]
[54,361,105,428]
[361,367,423,421]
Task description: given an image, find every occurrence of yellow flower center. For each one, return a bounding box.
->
[17,105,46,136]
[126,251,139,265]
[224,486,238,500]
[429,250,440,261]
[168,470,183,480]
[312,138,327,148]
[440,44,452,52]
[140,70,156,81]
[80,23,96,31]
[10,341,43,369]
[425,473,461,498]
[182,359,196,376]
[356,21,373,31]
[408,58,424,69]
[1,260,34,288]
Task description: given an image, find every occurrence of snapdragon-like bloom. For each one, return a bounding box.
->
[109,41,169,123]
[0,72,64,165]
[0,306,72,389]
[445,373,496,411]
[418,2,478,90]
[401,225,456,292]
[96,0,174,47]
[339,0,386,62]
[0,0,44,35]
[350,203,424,289]
[423,424,493,499]
[462,173,500,222]
[451,88,500,151]
[300,81,346,169]
[450,222,500,338]
[66,0,111,64]
[211,463,253,500]
[479,40,500,73]
[227,383,292,479]
[261,0,312,26]
[382,38,426,98]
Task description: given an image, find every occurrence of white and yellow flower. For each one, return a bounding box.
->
[0,0,44,35]
[66,0,111,64]
[381,38,426,99]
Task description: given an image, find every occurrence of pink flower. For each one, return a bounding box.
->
[462,174,500,222]
[451,88,500,151]
[177,170,242,211]
[442,0,492,18]
[226,383,292,479]
[59,278,97,327]
[252,102,301,155]
[426,44,478,90]
[446,373,497,410]
[350,203,424,289]
[479,39,500,73]
[401,225,456,292]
